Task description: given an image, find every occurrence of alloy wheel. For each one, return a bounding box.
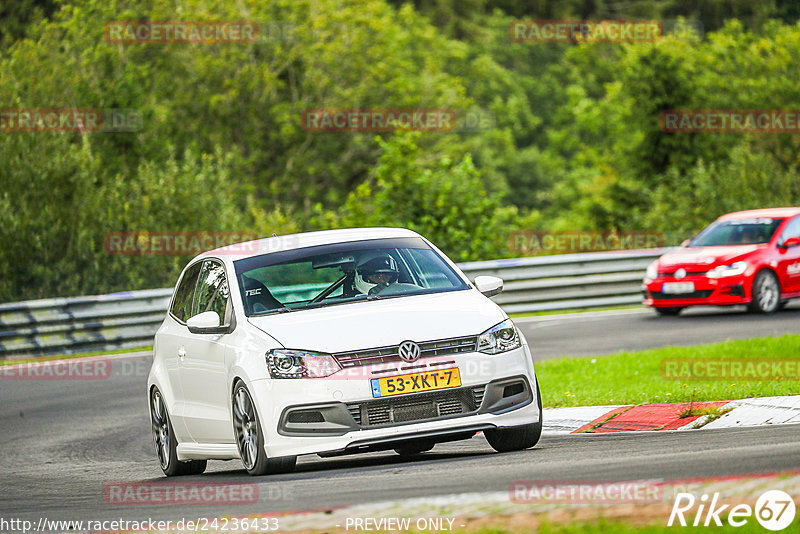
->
[233,387,259,471]
[756,273,779,312]
[151,390,170,470]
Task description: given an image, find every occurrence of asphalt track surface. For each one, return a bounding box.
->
[3,306,800,528]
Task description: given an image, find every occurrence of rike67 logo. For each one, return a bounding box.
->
[668,490,796,531]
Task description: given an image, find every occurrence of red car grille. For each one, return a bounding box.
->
[658,270,708,277]
[651,290,714,300]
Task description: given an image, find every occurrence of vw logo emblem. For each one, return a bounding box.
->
[675,268,687,279]
[398,341,421,362]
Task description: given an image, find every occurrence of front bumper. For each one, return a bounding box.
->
[278,375,532,436]
[248,344,540,458]
[642,274,750,308]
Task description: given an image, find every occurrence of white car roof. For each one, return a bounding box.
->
[195,227,423,263]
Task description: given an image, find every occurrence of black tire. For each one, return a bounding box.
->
[484,377,543,453]
[394,442,435,457]
[150,388,207,477]
[748,270,781,314]
[232,381,297,476]
[654,307,683,316]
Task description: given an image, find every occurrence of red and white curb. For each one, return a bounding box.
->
[543,395,800,434]
[703,396,800,429]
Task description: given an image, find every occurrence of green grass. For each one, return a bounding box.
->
[537,335,800,408]
[0,345,152,365]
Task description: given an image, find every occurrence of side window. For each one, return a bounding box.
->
[781,217,800,241]
[192,260,230,324]
[170,262,202,323]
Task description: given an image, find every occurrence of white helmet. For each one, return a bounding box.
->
[354,252,399,295]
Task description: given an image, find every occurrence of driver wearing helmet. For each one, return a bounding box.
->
[354,252,400,295]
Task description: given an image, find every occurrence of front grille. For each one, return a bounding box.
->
[347,385,485,428]
[367,405,391,425]
[658,271,708,277]
[472,385,486,406]
[437,399,463,416]
[334,336,478,368]
[651,290,713,300]
[347,404,362,426]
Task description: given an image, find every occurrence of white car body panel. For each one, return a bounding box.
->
[147,227,541,464]
[247,290,505,354]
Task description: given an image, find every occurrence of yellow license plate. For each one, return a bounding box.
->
[370,368,461,398]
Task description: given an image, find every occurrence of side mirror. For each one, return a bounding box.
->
[779,236,800,249]
[187,311,230,334]
[474,275,503,297]
[681,239,691,247]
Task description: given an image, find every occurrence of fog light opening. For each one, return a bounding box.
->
[502,383,524,398]
[287,410,325,423]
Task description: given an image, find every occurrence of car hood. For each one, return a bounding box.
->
[247,289,505,353]
[658,245,762,270]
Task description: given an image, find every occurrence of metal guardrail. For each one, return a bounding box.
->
[458,248,666,314]
[0,248,666,358]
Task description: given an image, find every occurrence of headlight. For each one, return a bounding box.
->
[266,349,341,378]
[478,319,521,354]
[645,261,658,279]
[706,261,748,279]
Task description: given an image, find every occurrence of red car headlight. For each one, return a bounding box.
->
[706,261,748,278]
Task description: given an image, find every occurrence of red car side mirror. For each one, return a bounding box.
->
[780,236,800,248]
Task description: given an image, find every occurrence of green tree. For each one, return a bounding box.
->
[316,132,522,261]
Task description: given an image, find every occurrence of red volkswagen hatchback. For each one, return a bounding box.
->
[643,208,800,315]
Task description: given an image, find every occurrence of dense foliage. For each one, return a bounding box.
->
[1,0,800,301]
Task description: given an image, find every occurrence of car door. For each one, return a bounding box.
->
[776,216,800,295]
[157,261,203,442]
[179,259,236,444]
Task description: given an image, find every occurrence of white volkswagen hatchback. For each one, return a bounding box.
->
[148,228,542,476]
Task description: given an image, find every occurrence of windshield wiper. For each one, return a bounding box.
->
[254,306,297,316]
[300,298,364,310]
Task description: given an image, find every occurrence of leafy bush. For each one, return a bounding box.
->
[312,132,521,262]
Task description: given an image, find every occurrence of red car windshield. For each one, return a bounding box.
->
[689,218,784,247]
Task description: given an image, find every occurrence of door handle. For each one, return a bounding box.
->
[178,347,186,360]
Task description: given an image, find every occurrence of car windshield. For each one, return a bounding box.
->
[689,218,784,247]
[233,237,469,316]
